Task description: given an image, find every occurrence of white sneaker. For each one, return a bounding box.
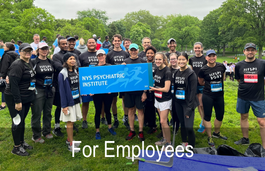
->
[155,138,167,146]
[43,133,53,139]
[32,137,45,143]
[176,143,188,151]
[66,139,80,147]
[68,144,80,153]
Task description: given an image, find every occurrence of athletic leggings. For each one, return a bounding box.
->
[5,94,31,146]
[174,100,195,147]
[2,93,5,103]
[171,101,180,133]
[144,99,157,128]
[202,94,224,122]
[93,94,112,129]
[55,106,61,124]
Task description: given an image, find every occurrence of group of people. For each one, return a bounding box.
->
[0,33,265,156]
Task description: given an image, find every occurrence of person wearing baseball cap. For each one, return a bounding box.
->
[123,43,147,141]
[234,43,265,149]
[67,37,81,67]
[31,42,56,143]
[165,38,180,61]
[198,49,227,146]
[58,52,82,153]
[5,43,35,156]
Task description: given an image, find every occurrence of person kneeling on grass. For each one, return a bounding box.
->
[198,50,227,146]
[58,53,82,152]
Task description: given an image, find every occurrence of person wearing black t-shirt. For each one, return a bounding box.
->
[138,37,151,61]
[234,43,265,149]
[173,52,198,148]
[89,49,117,140]
[67,37,81,67]
[198,50,227,146]
[5,43,35,156]
[150,53,172,150]
[165,38,180,62]
[189,42,207,133]
[106,34,130,129]
[58,53,82,153]
[79,38,97,129]
[124,43,147,141]
[31,43,55,143]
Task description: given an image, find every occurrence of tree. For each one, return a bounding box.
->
[58,23,92,41]
[108,20,126,38]
[163,15,201,51]
[108,22,119,41]
[130,22,151,49]
[54,19,78,32]
[77,8,109,26]
[219,0,265,58]
[81,17,107,40]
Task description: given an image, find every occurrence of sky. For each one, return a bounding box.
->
[34,0,226,22]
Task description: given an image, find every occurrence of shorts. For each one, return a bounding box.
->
[236,98,265,118]
[81,95,93,103]
[154,99,172,111]
[60,103,82,122]
[197,86,204,94]
[124,93,144,109]
[119,92,125,98]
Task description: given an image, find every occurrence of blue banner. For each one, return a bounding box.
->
[79,63,153,95]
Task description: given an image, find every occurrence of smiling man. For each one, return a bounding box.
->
[138,37,151,61]
[165,38,180,61]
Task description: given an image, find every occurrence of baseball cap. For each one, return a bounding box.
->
[19,43,33,51]
[206,50,216,56]
[96,49,106,56]
[244,43,256,50]
[129,43,139,50]
[67,37,76,41]
[38,42,49,49]
[167,38,176,44]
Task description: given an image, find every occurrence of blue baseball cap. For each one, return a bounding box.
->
[244,43,256,50]
[206,50,216,56]
[129,43,139,50]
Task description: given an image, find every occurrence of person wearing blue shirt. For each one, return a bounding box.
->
[41,36,47,43]
[53,34,60,49]
[74,35,79,49]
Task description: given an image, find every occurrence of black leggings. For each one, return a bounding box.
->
[5,94,31,146]
[174,100,195,147]
[202,94,224,122]
[144,99,157,128]
[171,101,180,133]
[93,94,112,129]
[55,106,61,124]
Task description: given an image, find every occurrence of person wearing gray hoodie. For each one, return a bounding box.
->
[76,38,88,54]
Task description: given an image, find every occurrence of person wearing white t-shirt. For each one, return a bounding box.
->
[30,34,40,59]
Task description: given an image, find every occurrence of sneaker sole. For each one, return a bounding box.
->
[11,151,29,156]
[212,135,227,140]
[32,137,45,143]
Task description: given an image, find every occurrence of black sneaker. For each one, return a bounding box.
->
[234,137,250,145]
[82,120,88,129]
[0,106,6,110]
[212,132,228,140]
[147,128,157,134]
[101,118,106,124]
[113,120,119,129]
[208,137,215,146]
[11,146,29,156]
[138,132,145,141]
[21,142,33,150]
[73,124,78,133]
[126,131,136,141]
[123,120,130,130]
[52,127,64,137]
[156,131,163,139]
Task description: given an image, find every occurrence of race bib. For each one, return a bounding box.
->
[211,82,222,92]
[176,89,185,100]
[154,91,162,98]
[244,74,258,83]
[44,78,52,86]
[28,80,36,91]
[72,89,80,99]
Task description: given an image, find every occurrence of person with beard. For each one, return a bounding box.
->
[189,42,207,133]
[52,36,68,137]
[79,38,98,129]
[106,34,130,129]
[165,38,180,61]
[138,37,151,61]
[234,43,265,149]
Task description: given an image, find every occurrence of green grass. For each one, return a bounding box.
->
[0,56,263,171]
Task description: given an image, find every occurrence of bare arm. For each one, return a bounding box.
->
[198,77,205,86]
[150,80,171,92]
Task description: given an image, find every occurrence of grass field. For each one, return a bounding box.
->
[0,56,263,171]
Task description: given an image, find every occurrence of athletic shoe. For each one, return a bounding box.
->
[113,120,119,129]
[21,142,33,150]
[0,105,6,110]
[82,120,88,129]
[126,131,136,141]
[199,120,203,128]
[156,132,163,139]
[163,142,173,151]
[95,132,101,140]
[197,125,205,133]
[138,132,145,141]
[65,139,80,147]
[122,116,126,122]
[147,128,157,134]
[155,138,167,146]
[123,120,130,130]
[135,114,138,121]
[32,137,45,143]
[101,118,106,124]
[11,146,29,156]
[43,133,53,139]
[52,127,64,137]
[208,137,215,146]
[73,124,78,133]
[212,132,228,140]
[176,142,188,151]
[169,119,173,126]
[108,128,117,135]
[234,137,250,145]
[68,144,80,153]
